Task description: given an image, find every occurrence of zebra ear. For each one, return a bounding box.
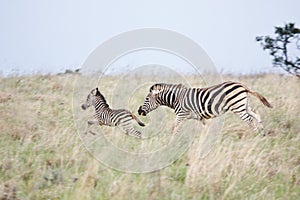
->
[92,88,98,96]
[95,88,101,96]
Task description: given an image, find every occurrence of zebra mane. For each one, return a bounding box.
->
[149,83,186,92]
[94,88,109,107]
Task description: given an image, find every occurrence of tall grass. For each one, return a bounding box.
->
[0,74,299,199]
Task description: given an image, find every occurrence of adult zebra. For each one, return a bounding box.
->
[138,82,272,134]
[82,88,145,138]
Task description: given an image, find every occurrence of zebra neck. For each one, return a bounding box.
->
[94,96,110,111]
[158,86,184,109]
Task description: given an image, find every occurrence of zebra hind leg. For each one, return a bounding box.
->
[126,128,142,138]
[230,97,264,134]
[234,107,264,134]
[246,107,265,134]
[120,124,142,138]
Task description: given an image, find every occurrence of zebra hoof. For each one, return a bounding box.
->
[88,131,96,135]
[81,104,87,110]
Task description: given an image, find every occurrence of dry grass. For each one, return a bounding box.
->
[0,73,299,199]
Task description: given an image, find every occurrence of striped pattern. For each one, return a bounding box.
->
[82,88,145,138]
[138,81,272,133]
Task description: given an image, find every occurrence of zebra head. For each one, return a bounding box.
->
[81,88,100,110]
[138,84,164,116]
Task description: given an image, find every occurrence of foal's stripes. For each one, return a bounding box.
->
[82,88,145,137]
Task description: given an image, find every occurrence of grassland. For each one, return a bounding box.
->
[0,73,299,199]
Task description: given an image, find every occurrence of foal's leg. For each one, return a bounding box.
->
[120,122,142,138]
[85,120,98,135]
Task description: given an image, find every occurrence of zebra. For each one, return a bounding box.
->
[138,81,272,134]
[81,88,145,138]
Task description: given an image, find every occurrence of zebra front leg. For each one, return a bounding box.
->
[172,115,188,134]
[84,120,98,135]
[200,118,206,126]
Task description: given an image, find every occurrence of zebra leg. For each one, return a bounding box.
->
[230,96,263,134]
[234,107,263,133]
[84,120,98,135]
[120,123,142,138]
[236,111,256,130]
[126,127,142,138]
[187,113,206,125]
[200,118,206,125]
[173,115,188,134]
[247,107,264,133]
[88,120,98,126]
[128,128,142,138]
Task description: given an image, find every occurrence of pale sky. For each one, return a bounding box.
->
[0,0,299,76]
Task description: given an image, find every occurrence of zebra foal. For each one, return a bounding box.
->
[138,82,272,134]
[82,88,145,138]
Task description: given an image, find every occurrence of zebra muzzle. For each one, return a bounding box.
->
[138,107,146,116]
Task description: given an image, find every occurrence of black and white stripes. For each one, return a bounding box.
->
[138,82,272,133]
[82,88,145,138]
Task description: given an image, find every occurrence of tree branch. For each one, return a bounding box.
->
[256,23,300,77]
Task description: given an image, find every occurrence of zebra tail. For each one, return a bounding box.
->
[132,114,145,126]
[247,89,272,108]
